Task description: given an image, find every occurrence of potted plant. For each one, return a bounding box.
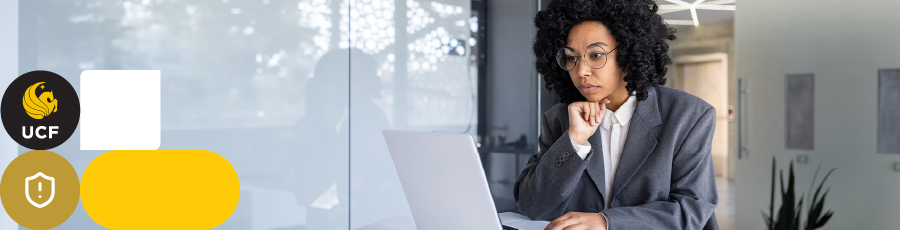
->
[762,157,835,230]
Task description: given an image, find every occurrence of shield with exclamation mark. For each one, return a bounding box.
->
[25,172,55,208]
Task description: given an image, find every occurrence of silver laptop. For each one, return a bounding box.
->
[382,130,515,230]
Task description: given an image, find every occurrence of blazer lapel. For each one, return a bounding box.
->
[610,87,662,204]
[584,126,606,205]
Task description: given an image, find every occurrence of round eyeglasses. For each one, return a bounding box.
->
[555,44,618,71]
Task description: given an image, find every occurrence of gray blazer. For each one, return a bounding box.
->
[514,86,718,229]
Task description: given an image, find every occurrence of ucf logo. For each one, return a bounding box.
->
[25,172,55,208]
[1,70,80,150]
[21,82,59,139]
[22,82,58,119]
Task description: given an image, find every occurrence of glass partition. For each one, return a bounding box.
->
[20,0,477,229]
[25,0,350,229]
[347,0,475,227]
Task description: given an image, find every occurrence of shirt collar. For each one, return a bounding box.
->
[600,95,638,131]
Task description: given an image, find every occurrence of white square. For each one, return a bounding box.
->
[80,70,160,150]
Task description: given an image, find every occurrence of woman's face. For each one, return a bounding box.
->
[565,21,627,102]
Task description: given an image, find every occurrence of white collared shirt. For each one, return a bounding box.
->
[570,95,637,209]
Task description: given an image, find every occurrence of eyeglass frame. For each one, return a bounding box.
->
[556,44,619,71]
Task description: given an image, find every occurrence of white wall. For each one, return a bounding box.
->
[734,0,900,229]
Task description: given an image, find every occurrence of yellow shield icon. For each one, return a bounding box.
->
[25,172,55,208]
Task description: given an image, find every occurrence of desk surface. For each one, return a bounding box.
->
[354,212,549,230]
[354,216,416,230]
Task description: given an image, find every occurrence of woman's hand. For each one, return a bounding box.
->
[544,212,608,230]
[567,99,610,145]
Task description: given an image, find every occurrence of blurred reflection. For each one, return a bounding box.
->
[30,1,350,229]
[286,49,355,230]
[25,0,477,229]
[348,48,402,226]
[347,0,474,228]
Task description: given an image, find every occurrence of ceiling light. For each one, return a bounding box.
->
[660,0,735,27]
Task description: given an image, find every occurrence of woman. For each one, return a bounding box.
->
[513,0,718,229]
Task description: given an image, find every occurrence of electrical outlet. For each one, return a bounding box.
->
[797,154,808,164]
[894,162,900,172]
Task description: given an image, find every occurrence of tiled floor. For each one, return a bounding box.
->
[715,177,735,230]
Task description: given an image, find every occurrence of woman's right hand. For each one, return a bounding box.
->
[567,99,610,145]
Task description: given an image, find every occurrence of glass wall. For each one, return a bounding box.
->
[19,0,476,229]
[346,0,475,228]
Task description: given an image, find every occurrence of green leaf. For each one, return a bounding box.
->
[776,162,799,230]
[812,169,835,208]
[814,211,834,229]
[778,169,784,194]
[811,189,828,220]
[807,168,834,230]
[793,196,803,230]
[812,189,831,229]
[762,211,773,230]
[770,157,777,230]
[804,164,822,230]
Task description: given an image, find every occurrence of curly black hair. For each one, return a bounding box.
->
[534,0,676,103]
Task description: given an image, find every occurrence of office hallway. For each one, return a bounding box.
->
[715,177,734,230]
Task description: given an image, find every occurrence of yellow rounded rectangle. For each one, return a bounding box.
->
[81,150,240,229]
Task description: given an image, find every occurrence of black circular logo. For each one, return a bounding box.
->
[1,71,80,150]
